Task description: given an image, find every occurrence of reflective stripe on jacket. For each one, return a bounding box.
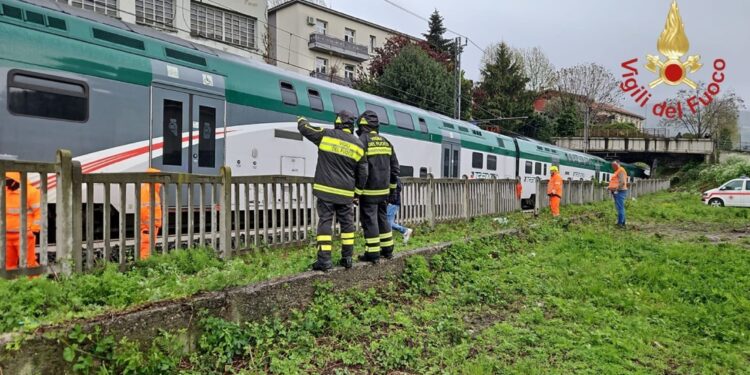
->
[547,172,563,197]
[4,172,42,233]
[608,167,629,191]
[359,131,399,203]
[299,119,368,204]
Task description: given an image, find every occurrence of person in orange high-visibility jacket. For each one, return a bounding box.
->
[139,168,162,260]
[546,166,563,217]
[515,179,523,200]
[608,161,629,228]
[4,172,41,270]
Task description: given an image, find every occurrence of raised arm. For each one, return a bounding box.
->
[297,117,325,145]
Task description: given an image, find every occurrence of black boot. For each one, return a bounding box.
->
[380,247,393,260]
[311,251,333,271]
[358,252,380,264]
[339,257,353,269]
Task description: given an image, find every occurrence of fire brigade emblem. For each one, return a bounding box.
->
[645,0,702,89]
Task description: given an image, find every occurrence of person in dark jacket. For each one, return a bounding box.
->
[355,110,399,263]
[298,111,368,271]
[387,177,413,244]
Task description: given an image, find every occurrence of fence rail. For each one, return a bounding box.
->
[0,150,671,279]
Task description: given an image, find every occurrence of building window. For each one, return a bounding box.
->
[472,152,483,169]
[315,57,327,74]
[344,64,355,80]
[70,0,118,17]
[136,0,174,29]
[315,19,327,34]
[344,28,355,43]
[370,35,376,52]
[191,2,256,49]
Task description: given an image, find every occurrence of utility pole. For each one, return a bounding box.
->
[453,36,467,120]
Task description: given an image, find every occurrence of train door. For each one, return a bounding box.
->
[150,87,225,174]
[441,141,460,178]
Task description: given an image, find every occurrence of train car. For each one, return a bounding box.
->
[0,0,645,214]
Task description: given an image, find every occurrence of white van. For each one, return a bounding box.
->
[702,177,750,207]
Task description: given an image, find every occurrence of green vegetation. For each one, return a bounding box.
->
[0,216,512,334]
[670,156,750,192]
[51,193,750,374]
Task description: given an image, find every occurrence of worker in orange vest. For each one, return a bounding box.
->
[139,168,162,260]
[515,178,522,200]
[608,161,629,228]
[546,166,563,217]
[4,172,41,270]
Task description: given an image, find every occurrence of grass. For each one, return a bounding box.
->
[0,213,521,334]
[52,191,750,374]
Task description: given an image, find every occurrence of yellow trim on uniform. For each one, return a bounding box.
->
[335,116,342,124]
[366,246,381,253]
[319,136,364,161]
[365,237,380,244]
[389,183,397,189]
[354,188,363,195]
[366,147,392,156]
[380,240,394,247]
[341,232,355,239]
[362,188,390,196]
[320,244,332,251]
[379,233,393,239]
[317,235,332,241]
[342,239,355,245]
[304,124,323,132]
[313,184,355,197]
[359,118,368,125]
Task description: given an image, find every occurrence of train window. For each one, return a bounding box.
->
[165,48,206,66]
[162,99,183,166]
[25,11,45,25]
[332,94,358,114]
[472,152,483,169]
[93,28,145,50]
[394,110,414,131]
[443,122,454,129]
[47,17,67,30]
[472,130,482,136]
[307,89,323,112]
[280,82,297,106]
[2,4,22,19]
[535,162,542,175]
[525,161,532,174]
[418,118,428,133]
[496,138,505,148]
[487,155,497,171]
[419,167,428,178]
[365,103,389,124]
[543,164,547,176]
[8,70,88,122]
[443,148,450,177]
[198,106,216,167]
[400,165,414,177]
[458,126,469,132]
[537,146,543,151]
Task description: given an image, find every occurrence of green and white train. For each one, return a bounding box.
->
[0,0,645,208]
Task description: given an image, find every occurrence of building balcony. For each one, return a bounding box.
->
[308,33,369,62]
[310,71,353,87]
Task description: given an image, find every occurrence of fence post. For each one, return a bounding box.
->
[219,166,232,260]
[426,177,435,229]
[462,178,469,220]
[533,178,541,216]
[54,150,73,275]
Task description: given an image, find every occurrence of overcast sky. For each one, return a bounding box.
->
[329,0,750,128]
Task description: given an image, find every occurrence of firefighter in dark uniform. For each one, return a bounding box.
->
[356,110,400,263]
[298,111,368,271]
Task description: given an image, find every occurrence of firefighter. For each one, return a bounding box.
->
[356,110,399,263]
[547,165,563,217]
[298,111,368,271]
[4,172,41,270]
[139,167,162,260]
[608,161,629,228]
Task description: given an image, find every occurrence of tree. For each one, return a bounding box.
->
[423,10,451,54]
[554,99,583,137]
[556,63,622,150]
[375,45,454,116]
[473,42,534,133]
[660,84,744,152]
[520,112,555,142]
[519,47,556,93]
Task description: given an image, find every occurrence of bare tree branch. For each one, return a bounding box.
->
[660,83,745,138]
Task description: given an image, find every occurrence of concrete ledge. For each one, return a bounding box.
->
[0,232,515,374]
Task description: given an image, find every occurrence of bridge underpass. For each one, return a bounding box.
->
[553,136,715,169]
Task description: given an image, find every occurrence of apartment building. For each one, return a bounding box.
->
[268,0,419,86]
[55,0,266,60]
